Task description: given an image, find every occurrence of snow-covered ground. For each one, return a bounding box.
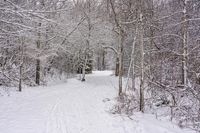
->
[0,71,195,133]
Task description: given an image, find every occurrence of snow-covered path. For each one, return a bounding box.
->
[0,71,194,133]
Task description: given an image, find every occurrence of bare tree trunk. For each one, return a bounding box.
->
[131,37,137,91]
[118,31,124,96]
[36,22,41,85]
[102,50,106,70]
[19,37,24,92]
[97,53,101,70]
[149,0,154,90]
[109,0,124,96]
[115,57,119,76]
[125,35,136,93]
[138,0,145,112]
[19,65,22,91]
[182,0,188,87]
[36,60,40,85]
[81,53,87,81]
[82,0,92,81]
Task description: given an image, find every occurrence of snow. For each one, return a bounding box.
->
[0,71,195,133]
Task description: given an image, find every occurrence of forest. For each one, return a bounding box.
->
[0,0,200,132]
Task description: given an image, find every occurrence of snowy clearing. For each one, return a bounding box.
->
[0,71,195,133]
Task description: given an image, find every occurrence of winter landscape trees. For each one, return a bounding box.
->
[0,0,200,132]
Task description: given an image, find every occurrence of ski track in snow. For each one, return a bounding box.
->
[0,71,195,133]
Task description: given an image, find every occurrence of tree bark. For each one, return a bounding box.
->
[109,0,124,96]
[118,30,124,96]
[102,50,106,70]
[115,57,119,76]
[19,37,24,92]
[82,51,88,82]
[36,22,41,85]
[138,0,145,113]
[82,0,92,81]
[181,0,188,87]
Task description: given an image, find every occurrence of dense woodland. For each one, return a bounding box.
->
[0,0,200,131]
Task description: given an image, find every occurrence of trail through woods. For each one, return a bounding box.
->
[0,71,194,133]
